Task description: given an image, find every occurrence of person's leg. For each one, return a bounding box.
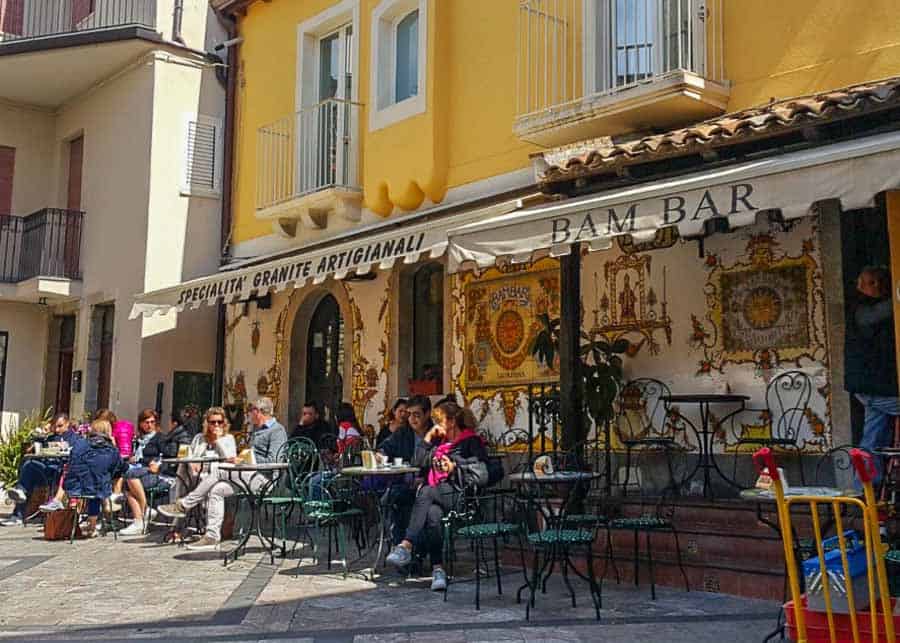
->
[181,471,222,509]
[424,504,446,567]
[858,394,900,482]
[127,478,147,516]
[204,479,235,541]
[388,485,415,545]
[404,485,440,544]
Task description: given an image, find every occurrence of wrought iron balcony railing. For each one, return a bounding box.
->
[516,0,725,120]
[0,208,84,283]
[256,98,362,211]
[0,0,157,44]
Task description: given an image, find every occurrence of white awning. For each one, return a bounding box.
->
[130,198,524,319]
[447,131,900,273]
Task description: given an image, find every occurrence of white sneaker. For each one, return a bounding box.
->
[118,521,145,536]
[144,507,158,522]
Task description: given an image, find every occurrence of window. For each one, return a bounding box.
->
[0,331,8,414]
[370,0,427,131]
[394,10,418,103]
[397,263,443,396]
[590,0,701,95]
[181,115,223,198]
[0,0,24,36]
[0,146,13,216]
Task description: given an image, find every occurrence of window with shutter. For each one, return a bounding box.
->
[0,146,14,217]
[0,0,24,36]
[182,115,223,197]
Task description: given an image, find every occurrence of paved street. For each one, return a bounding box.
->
[0,509,780,643]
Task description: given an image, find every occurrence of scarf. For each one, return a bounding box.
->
[427,429,481,487]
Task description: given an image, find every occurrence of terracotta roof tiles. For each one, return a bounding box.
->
[537,75,900,184]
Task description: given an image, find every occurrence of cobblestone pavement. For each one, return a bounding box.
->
[0,515,780,642]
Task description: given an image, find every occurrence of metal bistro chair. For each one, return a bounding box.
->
[615,378,687,496]
[300,475,369,577]
[263,438,321,558]
[606,388,691,600]
[731,370,814,487]
[67,495,120,542]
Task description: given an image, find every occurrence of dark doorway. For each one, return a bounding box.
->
[96,305,114,410]
[840,206,891,444]
[54,316,75,414]
[305,295,344,423]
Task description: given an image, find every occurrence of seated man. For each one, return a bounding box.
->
[290,401,332,445]
[158,397,287,551]
[1,413,80,526]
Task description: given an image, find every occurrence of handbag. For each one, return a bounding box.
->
[44,509,79,541]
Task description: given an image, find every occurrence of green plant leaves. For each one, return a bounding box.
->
[0,409,51,489]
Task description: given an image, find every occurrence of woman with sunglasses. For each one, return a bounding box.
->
[118,409,168,535]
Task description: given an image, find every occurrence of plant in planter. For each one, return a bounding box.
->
[0,409,51,491]
[531,314,629,445]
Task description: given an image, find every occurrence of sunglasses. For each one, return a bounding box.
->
[208,419,225,426]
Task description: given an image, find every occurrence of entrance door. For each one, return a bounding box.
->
[96,305,114,410]
[305,295,344,423]
[313,24,353,190]
[54,316,75,414]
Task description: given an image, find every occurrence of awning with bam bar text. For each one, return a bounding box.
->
[447,131,900,273]
[128,198,524,319]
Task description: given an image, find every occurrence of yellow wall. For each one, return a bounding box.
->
[231,0,900,244]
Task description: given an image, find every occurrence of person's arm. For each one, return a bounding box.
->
[259,427,287,464]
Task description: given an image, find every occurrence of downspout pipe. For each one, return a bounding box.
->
[211,8,239,405]
[172,0,185,45]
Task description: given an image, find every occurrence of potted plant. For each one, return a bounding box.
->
[531,314,628,447]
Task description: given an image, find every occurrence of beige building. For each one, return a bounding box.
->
[0,0,226,427]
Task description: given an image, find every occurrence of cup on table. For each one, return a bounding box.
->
[177,444,190,458]
[393,457,403,467]
[33,442,41,455]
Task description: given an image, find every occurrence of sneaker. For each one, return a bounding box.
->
[0,516,23,527]
[39,499,64,512]
[144,507,158,522]
[157,501,186,519]
[431,567,448,592]
[385,544,412,568]
[186,535,220,551]
[5,486,26,503]
[118,521,145,536]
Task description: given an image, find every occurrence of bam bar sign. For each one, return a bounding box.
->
[549,182,757,245]
[176,232,426,307]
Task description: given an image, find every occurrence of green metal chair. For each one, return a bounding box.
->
[446,488,530,610]
[263,438,321,557]
[300,475,369,577]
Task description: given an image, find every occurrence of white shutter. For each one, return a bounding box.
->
[181,114,223,197]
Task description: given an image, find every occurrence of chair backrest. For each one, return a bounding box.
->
[765,370,813,445]
[527,382,560,454]
[282,437,321,492]
[614,378,672,443]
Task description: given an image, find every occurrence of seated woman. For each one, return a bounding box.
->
[376,398,408,447]
[335,402,362,455]
[385,400,489,591]
[119,409,168,536]
[181,408,237,486]
[62,419,125,538]
[1,413,80,526]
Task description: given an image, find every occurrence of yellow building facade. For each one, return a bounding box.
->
[147,0,900,449]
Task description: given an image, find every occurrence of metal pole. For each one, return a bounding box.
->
[559,242,583,453]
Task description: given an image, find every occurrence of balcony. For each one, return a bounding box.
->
[0,208,83,302]
[0,0,161,108]
[256,98,363,237]
[515,0,729,148]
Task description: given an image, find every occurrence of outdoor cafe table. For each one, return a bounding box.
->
[508,471,603,613]
[339,465,419,579]
[161,456,222,543]
[218,462,288,565]
[662,394,750,498]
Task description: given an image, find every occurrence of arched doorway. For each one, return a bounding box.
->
[304,294,344,422]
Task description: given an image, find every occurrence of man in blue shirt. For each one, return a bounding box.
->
[2,413,81,526]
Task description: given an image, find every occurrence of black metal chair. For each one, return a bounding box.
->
[614,378,687,496]
[527,382,561,457]
[731,371,814,488]
[604,440,690,600]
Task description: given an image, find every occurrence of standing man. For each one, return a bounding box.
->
[291,401,332,446]
[158,398,287,550]
[845,266,899,481]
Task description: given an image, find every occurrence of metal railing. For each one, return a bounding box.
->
[0,0,157,43]
[0,209,83,282]
[516,0,725,119]
[256,98,362,211]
